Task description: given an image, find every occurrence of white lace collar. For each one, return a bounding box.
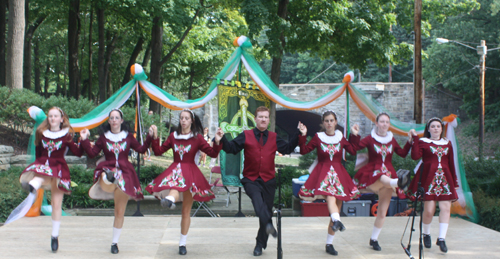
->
[317,130,343,144]
[420,137,449,145]
[371,128,393,144]
[42,128,69,139]
[104,131,128,142]
[174,131,194,140]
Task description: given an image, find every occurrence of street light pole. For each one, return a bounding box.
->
[478,40,486,158]
[436,38,494,159]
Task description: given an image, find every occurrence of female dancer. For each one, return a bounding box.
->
[146,109,223,255]
[297,110,360,256]
[80,108,154,254]
[198,127,210,167]
[352,112,412,251]
[19,107,83,252]
[409,118,458,253]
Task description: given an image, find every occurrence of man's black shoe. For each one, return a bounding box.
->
[253,244,263,256]
[265,223,277,238]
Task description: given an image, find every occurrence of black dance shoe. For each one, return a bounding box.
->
[22,182,36,194]
[179,245,187,255]
[397,170,411,191]
[103,168,116,183]
[325,244,338,256]
[253,244,263,256]
[51,236,58,252]
[161,198,176,209]
[111,243,119,254]
[369,239,382,251]
[331,220,346,232]
[423,234,431,248]
[436,238,448,253]
[265,223,277,238]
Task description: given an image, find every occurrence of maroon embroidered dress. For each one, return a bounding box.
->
[407,136,459,201]
[298,130,361,201]
[81,131,152,201]
[146,132,222,202]
[353,129,411,196]
[20,128,83,194]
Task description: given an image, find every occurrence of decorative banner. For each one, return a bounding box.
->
[218,83,270,187]
[444,114,479,223]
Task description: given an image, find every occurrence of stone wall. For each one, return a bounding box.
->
[0,145,88,171]
[195,82,463,139]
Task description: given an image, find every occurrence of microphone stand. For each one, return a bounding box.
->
[401,165,425,259]
[276,168,283,259]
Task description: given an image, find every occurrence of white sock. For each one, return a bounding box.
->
[331,213,340,222]
[52,220,61,237]
[112,227,122,244]
[389,179,398,188]
[423,223,431,235]
[326,233,335,244]
[166,195,175,203]
[29,177,43,190]
[371,226,382,240]
[438,223,448,239]
[179,234,187,246]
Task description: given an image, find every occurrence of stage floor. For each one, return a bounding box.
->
[1,216,498,258]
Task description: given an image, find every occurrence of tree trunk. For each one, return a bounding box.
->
[0,0,6,86]
[34,38,40,93]
[55,47,61,95]
[149,16,163,114]
[122,37,144,86]
[142,41,151,67]
[23,11,46,90]
[68,0,80,99]
[269,0,288,131]
[44,63,49,95]
[6,0,25,89]
[88,8,93,99]
[97,7,105,102]
[188,68,194,99]
[104,33,117,94]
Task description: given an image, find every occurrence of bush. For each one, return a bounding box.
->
[0,167,27,223]
[274,166,308,208]
[473,190,500,232]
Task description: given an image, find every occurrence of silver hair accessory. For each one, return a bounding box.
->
[427,117,443,125]
[109,108,124,117]
[54,107,65,116]
[182,108,195,118]
[322,110,337,118]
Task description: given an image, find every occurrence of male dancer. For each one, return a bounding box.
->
[221,106,299,256]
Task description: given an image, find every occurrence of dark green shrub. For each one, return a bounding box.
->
[473,190,500,232]
[0,167,26,223]
[138,165,165,185]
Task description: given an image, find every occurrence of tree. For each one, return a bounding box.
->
[0,0,6,86]
[23,0,46,90]
[68,0,80,99]
[6,0,25,89]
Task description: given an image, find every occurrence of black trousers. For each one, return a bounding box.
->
[241,177,276,249]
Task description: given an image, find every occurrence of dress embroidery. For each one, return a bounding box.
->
[319,166,346,196]
[174,144,191,160]
[42,139,63,157]
[106,142,127,161]
[427,146,451,196]
[320,143,341,161]
[158,164,187,188]
[373,144,393,177]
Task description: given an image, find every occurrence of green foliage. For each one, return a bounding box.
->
[274,165,308,208]
[463,156,500,196]
[0,167,26,223]
[473,190,500,232]
[138,165,166,185]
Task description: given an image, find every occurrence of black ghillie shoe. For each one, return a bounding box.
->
[265,223,277,238]
[423,234,431,248]
[253,244,262,256]
[51,236,58,252]
[160,198,176,209]
[103,168,116,183]
[111,243,119,254]
[22,182,36,194]
[369,239,381,251]
[397,170,411,191]
[179,245,187,255]
[331,220,346,232]
[325,244,338,256]
[436,238,448,253]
